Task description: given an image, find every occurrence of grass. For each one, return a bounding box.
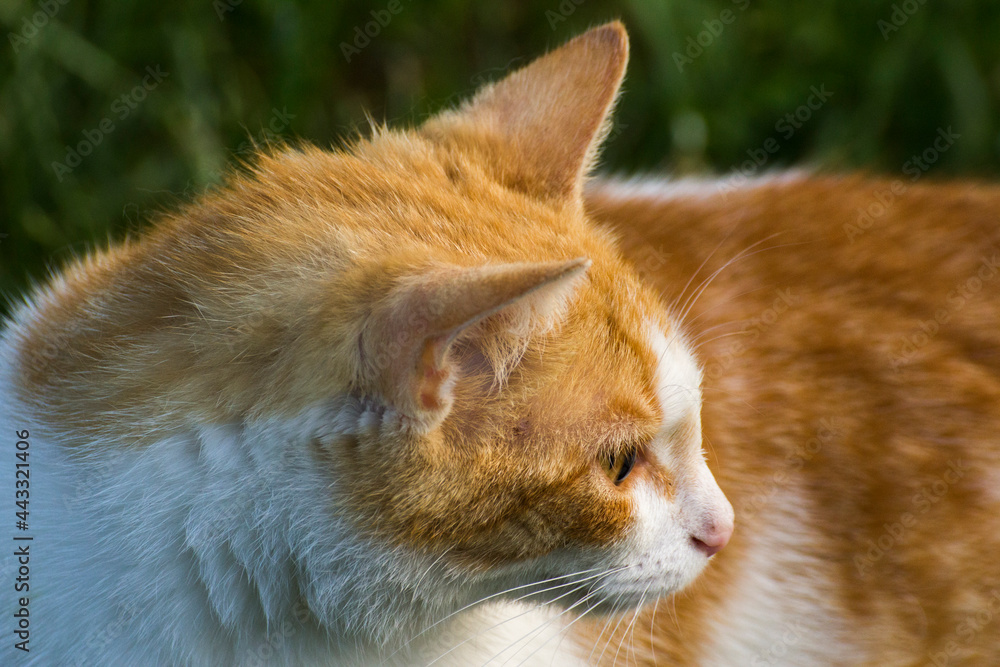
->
[1,0,998,314]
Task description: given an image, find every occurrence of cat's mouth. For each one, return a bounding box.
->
[592,576,687,607]
[518,568,693,615]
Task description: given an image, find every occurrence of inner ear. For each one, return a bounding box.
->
[361,258,590,430]
[446,339,499,391]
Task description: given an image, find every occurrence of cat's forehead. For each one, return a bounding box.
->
[594,321,702,449]
[524,298,699,449]
[645,323,703,430]
[588,273,701,428]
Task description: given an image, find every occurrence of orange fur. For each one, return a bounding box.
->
[584,174,1000,663]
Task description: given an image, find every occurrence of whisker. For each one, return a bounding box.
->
[595,595,632,666]
[691,330,753,351]
[685,319,746,346]
[676,235,808,332]
[546,592,605,666]
[589,592,629,665]
[668,231,734,315]
[381,566,604,664]
[432,582,590,667]
[509,568,615,606]
[649,597,661,666]
[672,235,770,327]
[677,234,789,325]
[428,565,631,667]
[684,284,779,334]
[699,386,764,417]
[623,586,650,667]
[504,586,607,666]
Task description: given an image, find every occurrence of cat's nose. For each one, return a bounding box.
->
[690,517,734,557]
[679,460,735,557]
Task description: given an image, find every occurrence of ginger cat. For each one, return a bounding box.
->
[1,20,998,667]
[1,22,730,666]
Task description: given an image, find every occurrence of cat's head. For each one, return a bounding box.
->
[303,22,734,612]
[17,20,733,625]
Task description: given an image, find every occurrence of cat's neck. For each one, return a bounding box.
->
[6,366,581,665]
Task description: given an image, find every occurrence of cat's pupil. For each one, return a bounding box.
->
[615,448,636,485]
[604,448,637,485]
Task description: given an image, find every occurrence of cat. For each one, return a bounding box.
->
[0,22,734,666]
[5,19,999,667]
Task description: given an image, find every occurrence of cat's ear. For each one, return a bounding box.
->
[362,258,589,429]
[423,22,629,203]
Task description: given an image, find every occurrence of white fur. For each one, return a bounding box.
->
[598,480,710,603]
[590,171,811,202]
[699,487,865,666]
[647,325,703,426]
[572,325,731,625]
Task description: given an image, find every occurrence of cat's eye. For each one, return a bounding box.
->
[603,447,638,485]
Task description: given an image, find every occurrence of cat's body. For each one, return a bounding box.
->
[582,174,1000,665]
[2,21,998,667]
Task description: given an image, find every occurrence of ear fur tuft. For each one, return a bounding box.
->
[362,258,590,428]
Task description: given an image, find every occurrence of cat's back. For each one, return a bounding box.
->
[584,174,1000,665]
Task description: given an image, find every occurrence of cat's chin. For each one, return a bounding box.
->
[580,595,660,615]
[554,575,691,616]
[506,557,707,617]
[587,570,702,610]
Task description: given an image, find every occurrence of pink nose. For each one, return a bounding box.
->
[691,520,734,558]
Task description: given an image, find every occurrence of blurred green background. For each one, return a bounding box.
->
[2,0,1000,315]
